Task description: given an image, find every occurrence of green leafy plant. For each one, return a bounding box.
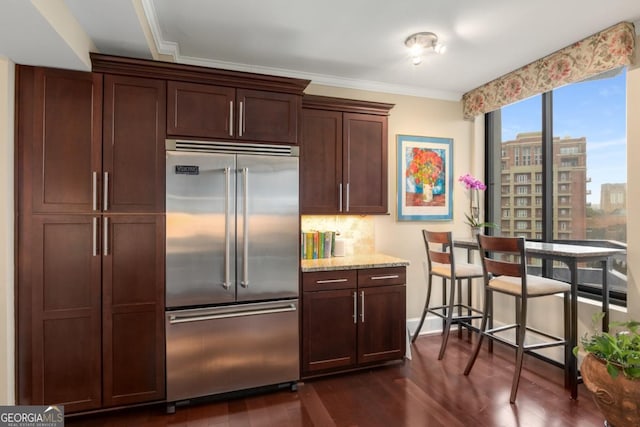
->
[573,312,640,380]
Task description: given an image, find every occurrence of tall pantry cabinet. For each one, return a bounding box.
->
[15,66,165,413]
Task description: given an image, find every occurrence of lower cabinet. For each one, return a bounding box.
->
[301,266,406,377]
[17,214,165,413]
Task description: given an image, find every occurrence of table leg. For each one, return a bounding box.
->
[568,260,578,399]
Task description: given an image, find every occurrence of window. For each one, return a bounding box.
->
[486,69,627,305]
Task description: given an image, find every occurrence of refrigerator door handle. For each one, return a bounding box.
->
[222,167,231,290]
[240,167,249,288]
[168,304,296,324]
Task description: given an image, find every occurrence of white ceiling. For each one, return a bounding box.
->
[3,0,640,100]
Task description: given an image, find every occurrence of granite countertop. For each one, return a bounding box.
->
[301,253,410,272]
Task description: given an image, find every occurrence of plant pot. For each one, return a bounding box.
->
[581,353,640,427]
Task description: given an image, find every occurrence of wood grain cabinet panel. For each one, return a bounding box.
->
[102,215,165,407]
[19,67,102,214]
[16,65,166,413]
[301,266,406,378]
[28,215,102,413]
[167,82,300,144]
[167,81,235,139]
[301,95,393,214]
[103,75,166,213]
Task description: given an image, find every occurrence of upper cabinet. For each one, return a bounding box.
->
[90,53,309,146]
[16,67,166,215]
[167,82,299,144]
[103,74,166,213]
[301,95,393,214]
[16,66,103,215]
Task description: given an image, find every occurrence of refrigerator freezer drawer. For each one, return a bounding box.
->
[165,300,299,402]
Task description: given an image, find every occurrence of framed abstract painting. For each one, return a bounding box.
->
[397,134,453,221]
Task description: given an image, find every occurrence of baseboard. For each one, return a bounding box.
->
[407,315,456,338]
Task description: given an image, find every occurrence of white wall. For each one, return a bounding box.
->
[0,56,15,405]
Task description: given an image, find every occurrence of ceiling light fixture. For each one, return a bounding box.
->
[404,32,446,66]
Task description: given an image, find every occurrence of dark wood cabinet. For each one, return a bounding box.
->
[17,66,102,214]
[301,266,406,378]
[167,82,300,144]
[16,54,310,414]
[103,75,166,213]
[357,267,406,365]
[27,215,102,413]
[102,215,165,407]
[301,96,393,214]
[16,66,165,413]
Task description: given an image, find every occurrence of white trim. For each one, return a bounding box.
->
[140,0,179,60]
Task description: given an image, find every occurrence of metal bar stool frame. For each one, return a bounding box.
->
[411,230,484,360]
[464,234,571,403]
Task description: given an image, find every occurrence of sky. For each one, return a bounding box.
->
[500,69,627,206]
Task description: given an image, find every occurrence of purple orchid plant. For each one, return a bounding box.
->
[458,174,497,229]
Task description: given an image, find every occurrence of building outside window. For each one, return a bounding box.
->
[485,68,627,305]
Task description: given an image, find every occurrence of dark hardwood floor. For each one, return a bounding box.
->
[66,334,605,426]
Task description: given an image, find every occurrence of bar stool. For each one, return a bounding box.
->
[464,234,571,403]
[411,230,484,360]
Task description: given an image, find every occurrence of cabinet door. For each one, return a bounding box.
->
[103,75,166,213]
[19,66,102,214]
[238,89,299,144]
[300,109,343,214]
[26,215,102,412]
[357,285,406,365]
[167,81,235,139]
[343,113,388,214]
[302,289,357,375]
[102,215,165,407]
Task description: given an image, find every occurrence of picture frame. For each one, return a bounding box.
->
[397,134,453,221]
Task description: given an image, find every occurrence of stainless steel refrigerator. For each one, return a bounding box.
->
[164,139,299,409]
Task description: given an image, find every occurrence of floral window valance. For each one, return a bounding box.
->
[462,21,636,120]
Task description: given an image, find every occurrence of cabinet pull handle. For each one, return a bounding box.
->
[371,275,400,280]
[222,167,231,290]
[240,167,249,287]
[92,217,98,256]
[316,278,348,284]
[229,101,234,136]
[239,101,244,137]
[103,216,109,256]
[338,183,343,212]
[360,291,365,323]
[353,291,357,324]
[346,183,350,212]
[92,172,98,211]
[103,172,109,211]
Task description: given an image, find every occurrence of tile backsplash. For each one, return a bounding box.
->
[301,215,374,256]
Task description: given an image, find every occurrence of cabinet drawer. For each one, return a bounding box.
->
[302,270,357,291]
[357,267,406,288]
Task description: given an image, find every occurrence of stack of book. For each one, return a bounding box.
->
[301,230,336,259]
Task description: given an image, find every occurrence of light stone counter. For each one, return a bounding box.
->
[301,253,410,272]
